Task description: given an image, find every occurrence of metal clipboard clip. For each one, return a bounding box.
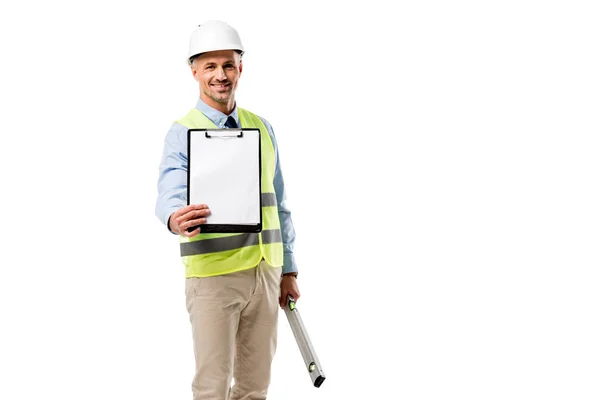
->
[205,130,243,138]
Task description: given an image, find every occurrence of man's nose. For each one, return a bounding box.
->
[215,67,227,80]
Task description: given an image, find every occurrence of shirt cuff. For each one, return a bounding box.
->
[282,252,298,275]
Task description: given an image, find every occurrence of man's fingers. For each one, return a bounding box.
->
[286,290,300,307]
[181,218,208,230]
[182,227,201,237]
[279,291,285,307]
[169,205,210,236]
[193,209,211,218]
[177,208,210,224]
[174,204,196,217]
[174,204,209,218]
[292,290,300,301]
[279,290,291,308]
[180,210,211,230]
[175,208,211,230]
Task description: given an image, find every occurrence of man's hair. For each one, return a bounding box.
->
[189,50,243,66]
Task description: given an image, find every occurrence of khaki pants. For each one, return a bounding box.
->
[185,260,282,400]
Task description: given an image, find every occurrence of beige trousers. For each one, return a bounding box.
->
[185,260,282,400]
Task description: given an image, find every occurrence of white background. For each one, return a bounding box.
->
[0,1,599,399]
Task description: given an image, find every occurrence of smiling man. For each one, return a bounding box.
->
[155,20,300,400]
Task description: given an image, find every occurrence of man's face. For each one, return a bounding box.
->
[191,50,242,107]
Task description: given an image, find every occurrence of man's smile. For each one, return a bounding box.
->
[211,83,231,91]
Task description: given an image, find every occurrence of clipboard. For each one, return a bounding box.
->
[187,128,262,233]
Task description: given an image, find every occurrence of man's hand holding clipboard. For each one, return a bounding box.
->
[168,204,211,236]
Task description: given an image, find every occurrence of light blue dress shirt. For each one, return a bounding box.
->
[155,98,298,275]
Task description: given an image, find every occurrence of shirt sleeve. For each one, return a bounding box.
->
[259,117,298,275]
[155,122,188,232]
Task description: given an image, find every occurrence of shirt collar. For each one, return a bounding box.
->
[195,97,240,128]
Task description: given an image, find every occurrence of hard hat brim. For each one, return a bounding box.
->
[187,48,244,65]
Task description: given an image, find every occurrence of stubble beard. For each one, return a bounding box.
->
[203,88,233,104]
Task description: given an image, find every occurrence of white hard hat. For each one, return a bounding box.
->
[187,20,244,64]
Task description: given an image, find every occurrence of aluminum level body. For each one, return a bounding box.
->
[284,295,326,388]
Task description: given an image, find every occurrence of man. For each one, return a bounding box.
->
[155,20,300,400]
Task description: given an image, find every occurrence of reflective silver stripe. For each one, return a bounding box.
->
[180,229,282,257]
[262,192,277,207]
[180,234,259,256]
[261,229,282,244]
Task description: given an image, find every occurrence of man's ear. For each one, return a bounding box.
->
[190,63,199,82]
[239,60,243,76]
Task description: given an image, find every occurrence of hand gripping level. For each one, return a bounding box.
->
[284,295,326,388]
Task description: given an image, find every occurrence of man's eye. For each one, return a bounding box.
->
[225,64,235,69]
[206,65,215,70]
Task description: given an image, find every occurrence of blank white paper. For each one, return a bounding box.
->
[189,129,261,225]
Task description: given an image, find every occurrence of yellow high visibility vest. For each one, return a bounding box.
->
[176,107,284,277]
